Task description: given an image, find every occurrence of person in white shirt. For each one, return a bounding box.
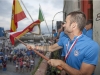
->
[30,58,34,71]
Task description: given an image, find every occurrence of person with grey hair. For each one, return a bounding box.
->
[27,11,99,75]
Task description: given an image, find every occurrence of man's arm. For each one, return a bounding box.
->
[62,62,95,75]
[48,59,95,75]
[26,43,62,52]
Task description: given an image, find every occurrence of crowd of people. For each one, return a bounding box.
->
[0,45,36,72]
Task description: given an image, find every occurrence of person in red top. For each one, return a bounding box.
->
[19,60,23,72]
[2,61,7,71]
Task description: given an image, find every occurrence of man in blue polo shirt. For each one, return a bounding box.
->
[85,20,93,39]
[58,22,69,60]
[48,11,99,75]
[27,11,99,75]
[82,20,93,39]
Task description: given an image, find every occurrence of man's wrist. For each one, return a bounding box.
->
[60,60,64,68]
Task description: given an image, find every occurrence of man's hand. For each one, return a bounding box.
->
[48,40,53,44]
[26,44,35,50]
[48,59,63,67]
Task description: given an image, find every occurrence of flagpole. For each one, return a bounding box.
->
[39,4,51,53]
[20,0,34,21]
[21,0,47,43]
[39,4,52,38]
[15,37,62,70]
[21,0,49,49]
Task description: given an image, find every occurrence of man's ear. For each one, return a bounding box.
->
[72,22,77,28]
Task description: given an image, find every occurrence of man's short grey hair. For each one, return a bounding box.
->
[67,11,86,31]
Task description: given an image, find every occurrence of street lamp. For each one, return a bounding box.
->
[52,11,65,39]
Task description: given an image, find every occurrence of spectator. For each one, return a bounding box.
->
[52,29,58,43]
[85,20,93,39]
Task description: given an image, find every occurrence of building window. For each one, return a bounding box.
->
[88,8,93,19]
[88,0,93,4]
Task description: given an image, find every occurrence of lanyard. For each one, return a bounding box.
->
[65,34,82,61]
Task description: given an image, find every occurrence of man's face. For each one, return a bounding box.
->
[63,15,73,34]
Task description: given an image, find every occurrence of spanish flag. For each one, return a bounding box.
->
[10,20,41,45]
[10,0,26,32]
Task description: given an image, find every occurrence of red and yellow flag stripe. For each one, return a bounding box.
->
[10,20,40,45]
[10,0,26,32]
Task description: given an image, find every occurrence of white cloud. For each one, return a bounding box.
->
[0,0,63,33]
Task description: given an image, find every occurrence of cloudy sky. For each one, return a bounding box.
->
[0,0,64,33]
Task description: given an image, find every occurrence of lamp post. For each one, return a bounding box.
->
[52,11,64,40]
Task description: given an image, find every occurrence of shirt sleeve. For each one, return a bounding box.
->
[83,42,99,65]
[85,29,93,39]
[57,37,64,47]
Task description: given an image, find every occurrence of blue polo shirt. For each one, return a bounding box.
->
[53,33,57,37]
[82,28,87,34]
[58,35,69,56]
[59,31,65,38]
[85,29,93,39]
[59,31,69,56]
[57,34,99,74]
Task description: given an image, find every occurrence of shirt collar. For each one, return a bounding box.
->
[68,34,83,44]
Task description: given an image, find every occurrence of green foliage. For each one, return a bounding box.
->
[46,50,61,75]
[51,50,60,59]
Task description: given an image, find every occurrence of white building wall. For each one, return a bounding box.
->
[93,1,100,45]
[63,0,80,21]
